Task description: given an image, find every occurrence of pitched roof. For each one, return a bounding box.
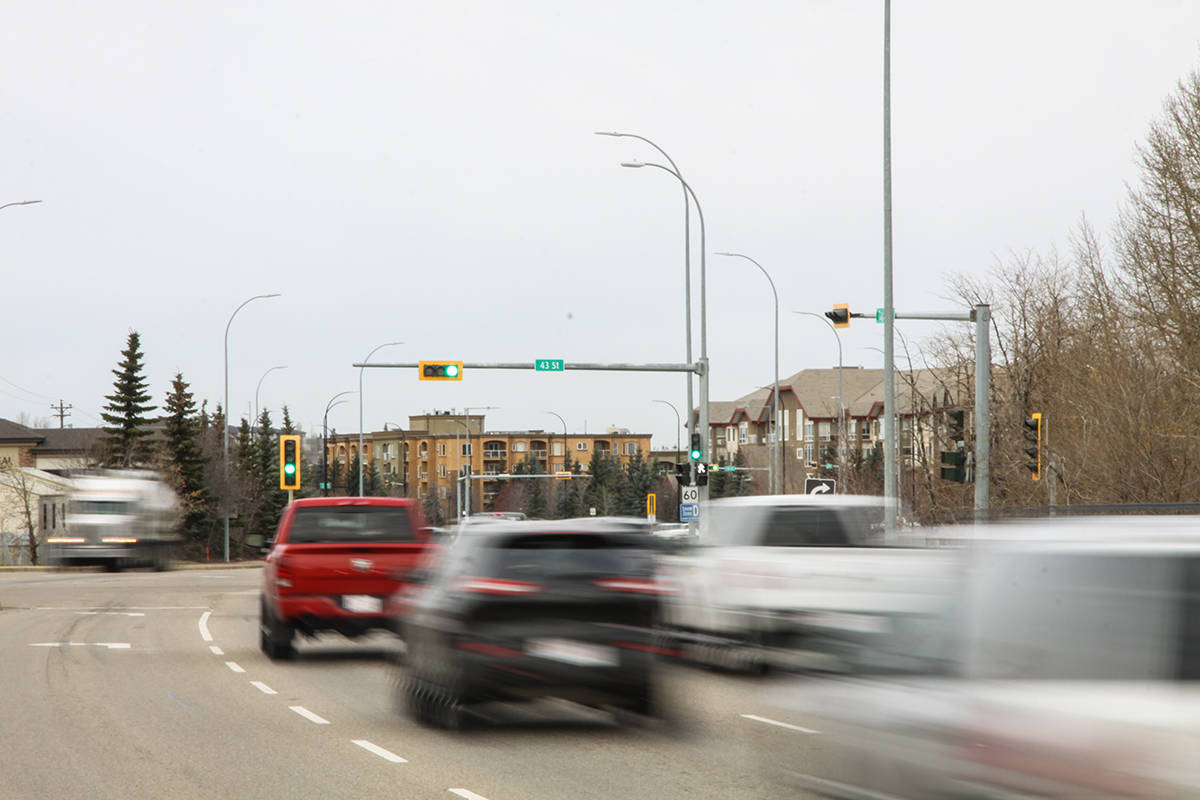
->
[32,427,104,454]
[0,419,44,443]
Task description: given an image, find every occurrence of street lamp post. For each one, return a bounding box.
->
[323,391,357,497]
[796,311,845,476]
[223,292,281,562]
[253,365,287,434]
[0,200,42,212]
[358,341,404,496]
[596,132,695,502]
[621,161,709,524]
[462,407,497,515]
[717,253,780,494]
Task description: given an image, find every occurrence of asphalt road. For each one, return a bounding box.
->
[0,567,822,799]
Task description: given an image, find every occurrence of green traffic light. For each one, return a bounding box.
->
[284,464,296,475]
[445,363,460,378]
[689,449,702,461]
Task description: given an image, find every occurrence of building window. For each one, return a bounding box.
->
[805,443,815,464]
[438,463,447,477]
[461,442,472,457]
[782,409,790,442]
[804,419,814,441]
[576,442,588,451]
[553,441,564,456]
[818,422,831,442]
[624,442,637,456]
[738,421,748,444]
[514,442,527,452]
[437,442,447,456]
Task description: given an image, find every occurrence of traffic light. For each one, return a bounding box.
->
[947,409,965,443]
[826,303,850,328]
[688,433,703,462]
[939,449,966,483]
[418,360,463,380]
[694,461,709,487]
[279,434,301,490]
[1024,412,1042,481]
[675,462,691,487]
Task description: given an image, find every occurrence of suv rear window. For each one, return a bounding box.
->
[287,506,415,544]
[490,533,655,579]
[762,507,852,546]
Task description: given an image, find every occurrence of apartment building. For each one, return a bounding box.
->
[325,412,652,514]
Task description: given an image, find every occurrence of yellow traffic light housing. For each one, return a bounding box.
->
[279,434,301,490]
[418,360,463,381]
[826,303,850,328]
[1023,412,1042,481]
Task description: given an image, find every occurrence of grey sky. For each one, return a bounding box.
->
[3,1,1198,449]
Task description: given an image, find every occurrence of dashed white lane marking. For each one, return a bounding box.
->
[198,611,213,642]
[352,740,407,763]
[30,642,131,649]
[250,681,277,695]
[290,705,330,725]
[449,790,490,800]
[209,645,224,655]
[740,714,820,734]
[225,661,245,673]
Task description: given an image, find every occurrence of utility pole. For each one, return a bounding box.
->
[50,400,72,429]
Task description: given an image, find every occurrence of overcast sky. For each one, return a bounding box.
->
[3,1,1199,450]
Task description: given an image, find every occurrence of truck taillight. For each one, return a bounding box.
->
[276,557,295,589]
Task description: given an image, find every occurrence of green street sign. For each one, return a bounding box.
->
[535,359,564,372]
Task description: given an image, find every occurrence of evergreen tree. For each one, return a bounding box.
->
[348,455,362,497]
[523,454,547,519]
[422,490,444,526]
[729,449,753,496]
[253,409,286,534]
[623,450,655,517]
[280,405,297,435]
[708,456,730,499]
[101,331,157,467]
[584,449,622,515]
[162,373,214,550]
[365,461,383,496]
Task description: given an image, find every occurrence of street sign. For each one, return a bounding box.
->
[680,486,699,504]
[805,478,836,495]
[680,502,700,521]
[534,359,564,371]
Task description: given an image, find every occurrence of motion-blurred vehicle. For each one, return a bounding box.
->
[260,496,431,659]
[771,517,1200,799]
[398,517,669,729]
[45,470,181,571]
[661,494,956,672]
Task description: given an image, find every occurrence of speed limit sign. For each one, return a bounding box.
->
[681,486,699,504]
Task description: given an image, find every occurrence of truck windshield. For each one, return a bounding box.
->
[287,507,415,544]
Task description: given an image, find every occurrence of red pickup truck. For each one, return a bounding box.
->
[260,497,432,659]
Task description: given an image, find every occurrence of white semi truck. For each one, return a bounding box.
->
[46,470,181,571]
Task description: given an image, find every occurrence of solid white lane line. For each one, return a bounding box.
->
[449,790,490,800]
[209,645,224,655]
[250,681,277,695]
[198,611,213,642]
[29,642,131,649]
[740,714,820,734]
[225,661,245,673]
[77,611,145,616]
[289,706,330,725]
[352,740,407,763]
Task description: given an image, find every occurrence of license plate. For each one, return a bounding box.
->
[343,595,382,613]
[526,638,618,667]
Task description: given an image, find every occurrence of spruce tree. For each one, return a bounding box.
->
[162,373,214,549]
[101,331,157,467]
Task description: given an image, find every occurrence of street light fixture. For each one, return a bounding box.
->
[620,160,710,522]
[717,253,780,494]
[0,200,42,212]
[358,341,404,496]
[323,391,357,496]
[223,292,281,562]
[796,311,845,476]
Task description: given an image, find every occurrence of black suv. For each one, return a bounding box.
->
[397,518,668,729]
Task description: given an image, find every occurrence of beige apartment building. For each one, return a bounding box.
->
[325,411,652,514]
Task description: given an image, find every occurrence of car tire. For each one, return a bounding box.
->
[260,598,295,660]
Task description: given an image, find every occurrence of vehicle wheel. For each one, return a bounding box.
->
[260,599,295,660]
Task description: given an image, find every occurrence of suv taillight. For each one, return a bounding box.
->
[453,577,542,595]
[592,577,672,594]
